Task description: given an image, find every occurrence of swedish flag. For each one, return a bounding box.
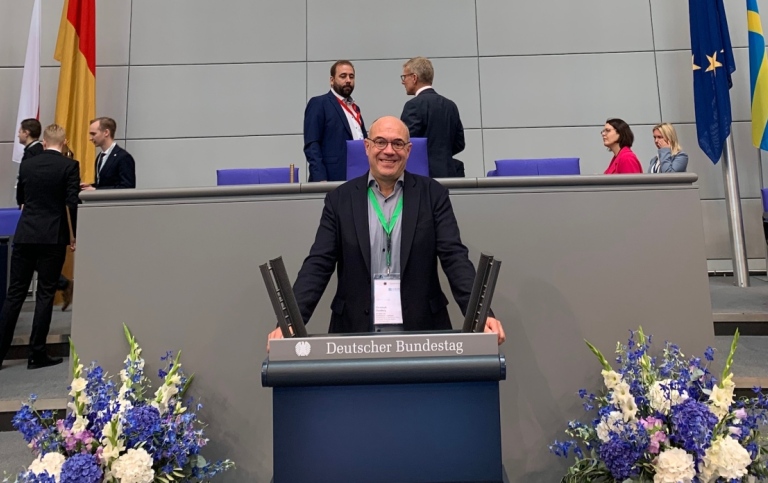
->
[690,0,736,164]
[748,0,768,150]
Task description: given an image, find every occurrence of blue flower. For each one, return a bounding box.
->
[597,425,648,481]
[124,405,162,450]
[17,471,57,483]
[59,453,102,483]
[704,346,715,361]
[669,398,718,457]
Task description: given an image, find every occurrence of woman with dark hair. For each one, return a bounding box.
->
[602,118,642,174]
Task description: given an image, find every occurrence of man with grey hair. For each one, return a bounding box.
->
[400,57,465,178]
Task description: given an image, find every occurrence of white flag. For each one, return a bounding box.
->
[12,0,41,163]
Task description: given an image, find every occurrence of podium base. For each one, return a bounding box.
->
[273,381,503,483]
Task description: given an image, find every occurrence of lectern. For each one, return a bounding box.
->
[262,332,506,483]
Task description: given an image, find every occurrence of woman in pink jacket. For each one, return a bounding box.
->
[602,118,642,174]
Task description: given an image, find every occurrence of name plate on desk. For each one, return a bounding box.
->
[268,332,498,362]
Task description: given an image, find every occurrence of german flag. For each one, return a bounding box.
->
[54,0,96,183]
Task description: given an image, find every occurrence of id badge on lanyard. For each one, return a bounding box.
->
[368,187,403,325]
[373,273,402,325]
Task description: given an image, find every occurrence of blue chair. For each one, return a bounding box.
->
[346,138,430,180]
[216,167,300,186]
[762,188,768,212]
[487,158,580,177]
[0,207,21,237]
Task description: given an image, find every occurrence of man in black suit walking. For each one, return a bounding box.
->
[17,119,44,161]
[0,124,79,370]
[400,57,465,178]
[81,117,136,190]
[17,118,75,310]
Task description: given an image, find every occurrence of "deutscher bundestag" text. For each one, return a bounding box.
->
[326,339,464,355]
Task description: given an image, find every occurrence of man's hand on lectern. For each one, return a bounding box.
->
[267,327,284,352]
[484,317,506,345]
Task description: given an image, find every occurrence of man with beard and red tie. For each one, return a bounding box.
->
[303,60,367,182]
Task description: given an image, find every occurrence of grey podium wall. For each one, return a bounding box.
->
[71,175,714,482]
[1,0,768,269]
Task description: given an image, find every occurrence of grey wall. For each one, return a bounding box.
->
[69,176,714,482]
[1,0,767,265]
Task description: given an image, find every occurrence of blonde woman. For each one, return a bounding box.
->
[648,123,688,173]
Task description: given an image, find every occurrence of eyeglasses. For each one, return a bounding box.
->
[600,129,615,135]
[367,137,410,151]
[400,73,415,82]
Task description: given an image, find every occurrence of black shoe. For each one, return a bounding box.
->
[28,355,63,370]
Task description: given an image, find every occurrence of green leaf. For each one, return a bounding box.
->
[585,340,612,371]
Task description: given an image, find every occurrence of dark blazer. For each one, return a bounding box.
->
[15,150,80,245]
[95,144,136,189]
[401,88,465,178]
[303,91,367,182]
[22,140,44,161]
[293,172,476,333]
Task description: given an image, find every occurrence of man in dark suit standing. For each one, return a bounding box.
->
[0,124,79,370]
[268,116,504,345]
[80,117,136,191]
[17,118,75,309]
[303,60,367,182]
[400,57,465,178]
[17,119,44,161]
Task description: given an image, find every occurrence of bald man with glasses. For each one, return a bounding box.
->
[267,116,504,346]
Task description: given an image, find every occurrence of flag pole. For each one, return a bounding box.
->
[723,135,750,286]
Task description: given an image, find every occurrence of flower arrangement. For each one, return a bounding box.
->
[550,328,768,483]
[4,326,234,483]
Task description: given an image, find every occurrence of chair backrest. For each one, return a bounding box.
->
[345,140,369,180]
[0,207,21,237]
[346,137,430,180]
[490,158,580,177]
[216,167,300,186]
[493,159,539,176]
[537,158,580,175]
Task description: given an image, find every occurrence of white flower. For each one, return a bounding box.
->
[700,436,752,482]
[609,381,632,406]
[602,370,622,390]
[708,377,735,421]
[71,415,88,433]
[101,439,126,463]
[649,379,688,414]
[653,447,695,483]
[69,377,87,396]
[111,448,155,483]
[621,397,638,422]
[596,411,624,442]
[28,452,66,482]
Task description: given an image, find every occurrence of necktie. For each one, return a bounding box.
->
[96,152,105,183]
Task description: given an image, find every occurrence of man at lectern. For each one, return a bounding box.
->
[268,116,504,346]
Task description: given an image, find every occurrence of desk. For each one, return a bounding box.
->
[70,175,714,482]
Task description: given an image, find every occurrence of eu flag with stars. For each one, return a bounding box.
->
[689,0,736,164]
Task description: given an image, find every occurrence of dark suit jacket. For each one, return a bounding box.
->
[15,150,80,245]
[95,144,136,189]
[22,140,44,161]
[292,172,476,333]
[401,88,465,178]
[303,91,367,182]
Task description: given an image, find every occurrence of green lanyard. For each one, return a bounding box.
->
[368,187,403,271]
